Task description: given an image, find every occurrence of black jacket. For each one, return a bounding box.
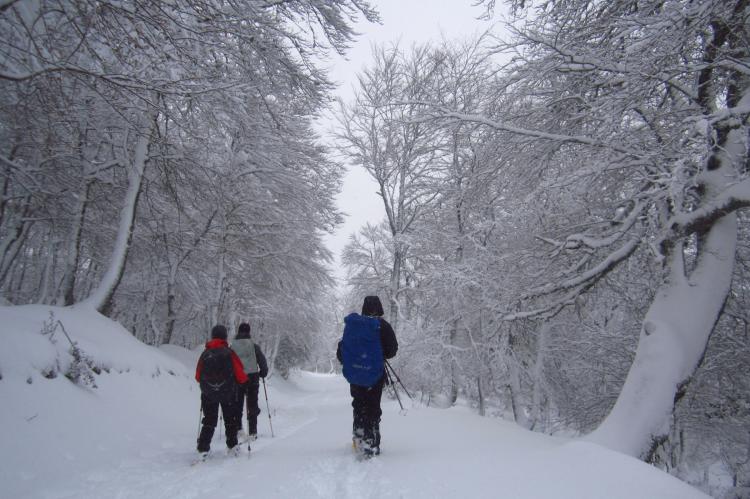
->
[336,316,398,363]
[254,344,269,379]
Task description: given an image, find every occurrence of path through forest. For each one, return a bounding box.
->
[33,371,706,499]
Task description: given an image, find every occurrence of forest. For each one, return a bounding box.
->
[1,0,748,496]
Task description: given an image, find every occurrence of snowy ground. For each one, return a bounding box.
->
[1,305,710,499]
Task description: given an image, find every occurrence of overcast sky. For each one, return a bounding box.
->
[319,0,495,284]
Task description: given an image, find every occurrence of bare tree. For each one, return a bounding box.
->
[337,44,444,328]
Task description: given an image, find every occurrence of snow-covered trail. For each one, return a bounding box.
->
[31,371,706,499]
[1,306,713,499]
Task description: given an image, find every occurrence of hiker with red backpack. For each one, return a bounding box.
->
[337,295,398,458]
[195,325,248,458]
[231,322,268,441]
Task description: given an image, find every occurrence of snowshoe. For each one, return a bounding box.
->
[227,445,241,458]
[191,451,210,466]
[352,438,378,461]
[355,448,375,461]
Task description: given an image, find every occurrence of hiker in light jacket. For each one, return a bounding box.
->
[232,322,268,440]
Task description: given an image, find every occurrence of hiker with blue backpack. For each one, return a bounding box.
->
[337,295,398,458]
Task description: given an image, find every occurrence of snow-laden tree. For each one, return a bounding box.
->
[341,222,393,300]
[409,36,512,406]
[336,37,535,411]
[430,0,750,460]
[336,44,446,328]
[0,0,378,361]
[335,2,748,492]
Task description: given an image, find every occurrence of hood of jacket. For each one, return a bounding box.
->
[204,338,229,350]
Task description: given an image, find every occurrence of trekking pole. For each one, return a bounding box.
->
[262,378,275,437]
[197,406,203,438]
[385,360,413,400]
[385,366,405,412]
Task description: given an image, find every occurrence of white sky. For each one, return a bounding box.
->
[319,0,495,284]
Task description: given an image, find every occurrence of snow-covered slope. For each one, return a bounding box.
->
[0,305,709,499]
[0,305,196,499]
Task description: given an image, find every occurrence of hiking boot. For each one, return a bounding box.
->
[227,445,241,457]
[248,433,258,441]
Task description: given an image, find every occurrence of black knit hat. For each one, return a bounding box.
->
[236,322,251,339]
[361,295,384,317]
[211,324,228,340]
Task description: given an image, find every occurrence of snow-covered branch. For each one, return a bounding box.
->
[420,108,644,158]
[522,238,641,300]
[563,202,644,250]
[659,178,750,254]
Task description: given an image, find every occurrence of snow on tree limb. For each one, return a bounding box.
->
[421,107,643,158]
[658,178,750,255]
[521,238,641,301]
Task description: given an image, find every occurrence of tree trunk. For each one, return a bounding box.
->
[0,195,33,292]
[161,276,176,345]
[530,322,549,431]
[388,246,402,330]
[586,92,747,457]
[508,356,530,428]
[37,238,58,304]
[268,330,281,379]
[477,376,485,417]
[161,209,215,344]
[586,221,735,457]
[448,339,459,406]
[58,179,92,306]
[210,231,227,326]
[82,116,153,314]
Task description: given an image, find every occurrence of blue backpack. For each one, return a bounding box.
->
[341,313,383,387]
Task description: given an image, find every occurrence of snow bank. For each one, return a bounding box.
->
[1,304,188,381]
[0,305,196,499]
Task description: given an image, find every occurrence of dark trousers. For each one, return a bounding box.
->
[197,391,241,452]
[239,373,261,434]
[351,377,385,451]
